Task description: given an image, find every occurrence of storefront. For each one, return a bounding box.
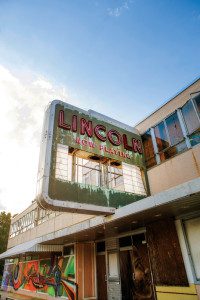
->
[1,78,200,300]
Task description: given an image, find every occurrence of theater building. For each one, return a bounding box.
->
[0,78,200,300]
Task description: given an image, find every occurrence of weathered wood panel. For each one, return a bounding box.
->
[146,218,188,286]
[84,243,95,298]
[96,254,108,300]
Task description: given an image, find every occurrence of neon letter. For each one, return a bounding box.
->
[58,110,71,130]
[107,130,122,146]
[94,125,107,142]
[80,118,93,137]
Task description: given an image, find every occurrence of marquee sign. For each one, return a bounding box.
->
[36,100,147,215]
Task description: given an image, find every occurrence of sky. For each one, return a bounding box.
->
[0,0,200,214]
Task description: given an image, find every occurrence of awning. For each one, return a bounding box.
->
[38,177,200,244]
[0,238,63,260]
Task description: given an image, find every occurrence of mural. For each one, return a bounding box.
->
[1,254,77,300]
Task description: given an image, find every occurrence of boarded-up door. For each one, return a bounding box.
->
[119,234,155,300]
[96,254,107,300]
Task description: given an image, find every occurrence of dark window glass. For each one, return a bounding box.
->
[63,245,74,256]
[154,121,169,151]
[119,233,145,248]
[96,241,105,252]
[119,236,132,247]
[194,94,200,115]
[142,130,156,168]
[182,101,200,134]
[165,112,184,145]
[189,131,200,147]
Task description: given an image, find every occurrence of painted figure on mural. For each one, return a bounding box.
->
[131,245,152,299]
[1,255,77,300]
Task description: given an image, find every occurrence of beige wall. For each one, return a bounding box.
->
[8,211,94,248]
[135,78,200,194]
[147,145,200,195]
[136,79,200,134]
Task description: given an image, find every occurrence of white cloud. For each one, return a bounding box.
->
[0,189,6,211]
[107,0,132,17]
[0,65,81,214]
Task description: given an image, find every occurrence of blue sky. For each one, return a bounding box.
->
[0,0,200,212]
[1,0,200,124]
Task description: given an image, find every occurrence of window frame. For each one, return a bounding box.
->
[181,216,200,284]
[181,98,200,147]
[153,110,187,162]
[143,95,200,169]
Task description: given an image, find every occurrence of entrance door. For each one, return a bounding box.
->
[119,233,155,300]
[96,254,107,300]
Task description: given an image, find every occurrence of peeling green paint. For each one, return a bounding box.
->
[46,102,148,209]
[49,178,145,208]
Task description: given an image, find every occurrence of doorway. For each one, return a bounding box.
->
[96,242,107,300]
[119,233,155,300]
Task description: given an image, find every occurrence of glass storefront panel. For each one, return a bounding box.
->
[184,217,200,281]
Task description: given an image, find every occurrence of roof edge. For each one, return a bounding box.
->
[134,76,200,128]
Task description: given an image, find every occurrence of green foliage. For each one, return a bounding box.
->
[0,211,11,276]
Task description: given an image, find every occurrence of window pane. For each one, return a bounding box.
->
[159,141,187,162]
[154,121,169,151]
[97,241,105,252]
[189,131,200,147]
[55,144,146,195]
[194,94,200,115]
[165,112,183,145]
[119,236,132,247]
[182,101,199,134]
[108,252,118,277]
[63,245,74,256]
[142,130,156,168]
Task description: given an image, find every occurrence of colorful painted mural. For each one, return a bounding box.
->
[1,254,77,300]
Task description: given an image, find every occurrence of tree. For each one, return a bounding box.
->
[0,211,11,278]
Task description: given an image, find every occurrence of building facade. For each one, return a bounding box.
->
[1,78,200,300]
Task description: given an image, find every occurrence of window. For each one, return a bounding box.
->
[142,130,156,168]
[96,241,105,253]
[55,145,146,195]
[194,94,200,115]
[63,245,74,256]
[182,98,200,147]
[108,251,119,279]
[182,101,199,134]
[154,121,169,152]
[154,112,187,162]
[165,112,184,145]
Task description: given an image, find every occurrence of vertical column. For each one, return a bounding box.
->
[177,108,191,149]
[150,127,161,164]
[105,238,122,300]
